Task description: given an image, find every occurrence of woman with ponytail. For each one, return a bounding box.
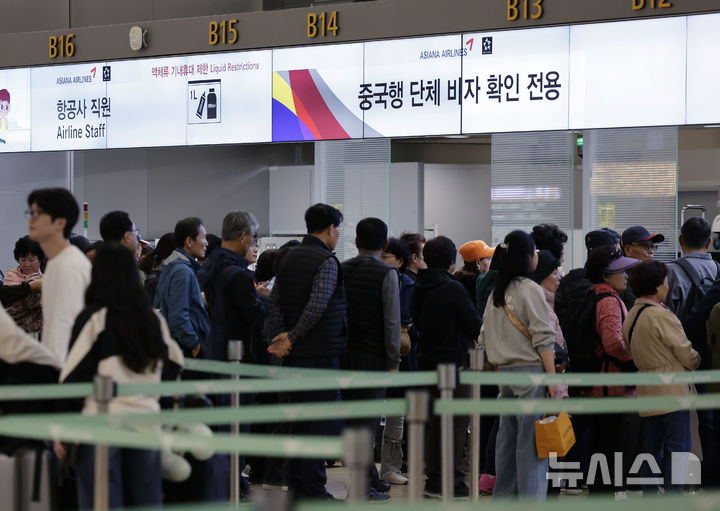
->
[479,230,557,499]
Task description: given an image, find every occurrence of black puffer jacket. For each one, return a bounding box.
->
[410,268,481,370]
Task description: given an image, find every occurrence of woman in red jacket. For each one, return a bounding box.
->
[584,246,640,497]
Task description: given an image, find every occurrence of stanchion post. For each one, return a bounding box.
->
[438,363,456,501]
[469,348,485,501]
[343,428,370,502]
[93,375,115,511]
[227,340,244,505]
[406,390,429,501]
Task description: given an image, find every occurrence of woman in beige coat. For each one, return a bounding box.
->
[623,261,700,493]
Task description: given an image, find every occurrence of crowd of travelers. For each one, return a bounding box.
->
[2,186,720,508]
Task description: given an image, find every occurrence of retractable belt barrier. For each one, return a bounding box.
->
[460,369,720,386]
[83,491,720,511]
[2,354,720,508]
[0,399,407,429]
[436,393,720,416]
[0,417,344,458]
[293,493,720,511]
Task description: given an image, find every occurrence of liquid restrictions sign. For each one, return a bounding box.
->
[188,79,221,124]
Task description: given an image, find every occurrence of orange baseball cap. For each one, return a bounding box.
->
[458,240,495,262]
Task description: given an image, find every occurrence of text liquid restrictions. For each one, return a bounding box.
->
[188,79,221,124]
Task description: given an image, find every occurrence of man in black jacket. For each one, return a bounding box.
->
[267,203,346,501]
[342,217,401,501]
[410,235,481,498]
[198,210,267,363]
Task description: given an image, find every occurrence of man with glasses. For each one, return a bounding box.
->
[26,188,91,365]
[99,210,139,257]
[196,211,266,500]
[198,210,268,363]
[621,226,665,262]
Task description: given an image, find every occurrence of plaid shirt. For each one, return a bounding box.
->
[267,257,339,344]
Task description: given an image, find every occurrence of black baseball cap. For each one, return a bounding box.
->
[621,226,665,247]
[531,250,560,284]
[585,228,620,251]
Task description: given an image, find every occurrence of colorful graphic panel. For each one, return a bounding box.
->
[272,43,371,142]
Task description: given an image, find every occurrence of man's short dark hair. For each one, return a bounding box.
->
[628,261,668,297]
[681,216,711,250]
[305,203,343,234]
[26,188,79,239]
[531,223,568,261]
[423,236,457,270]
[99,211,133,242]
[174,217,204,249]
[356,217,387,251]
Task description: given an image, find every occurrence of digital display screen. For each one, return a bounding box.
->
[0,14,716,153]
[686,13,720,125]
[568,17,686,129]
[363,35,462,138]
[462,26,570,134]
[0,68,31,152]
[31,62,109,151]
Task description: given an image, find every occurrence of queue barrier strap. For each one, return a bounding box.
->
[110,493,720,511]
[184,358,440,385]
[116,372,435,397]
[8,399,408,429]
[436,393,720,416]
[0,417,343,459]
[3,366,720,403]
[0,382,93,401]
[294,493,720,511]
[460,368,720,387]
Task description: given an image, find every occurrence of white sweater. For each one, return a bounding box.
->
[0,307,59,368]
[41,244,92,366]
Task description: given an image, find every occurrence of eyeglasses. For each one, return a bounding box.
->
[24,209,47,219]
[631,241,658,252]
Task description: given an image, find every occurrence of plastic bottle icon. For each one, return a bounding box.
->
[207,88,217,120]
[196,91,206,119]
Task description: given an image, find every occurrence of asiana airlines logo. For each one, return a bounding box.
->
[419,47,468,60]
[418,36,489,60]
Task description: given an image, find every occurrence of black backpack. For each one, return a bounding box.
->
[672,258,720,331]
[681,279,720,370]
[558,276,635,375]
[556,269,593,372]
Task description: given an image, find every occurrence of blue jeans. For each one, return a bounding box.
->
[494,365,548,500]
[75,445,161,510]
[640,411,691,493]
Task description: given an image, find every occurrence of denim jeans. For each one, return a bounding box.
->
[640,410,691,493]
[75,445,161,510]
[380,414,405,477]
[493,365,548,500]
